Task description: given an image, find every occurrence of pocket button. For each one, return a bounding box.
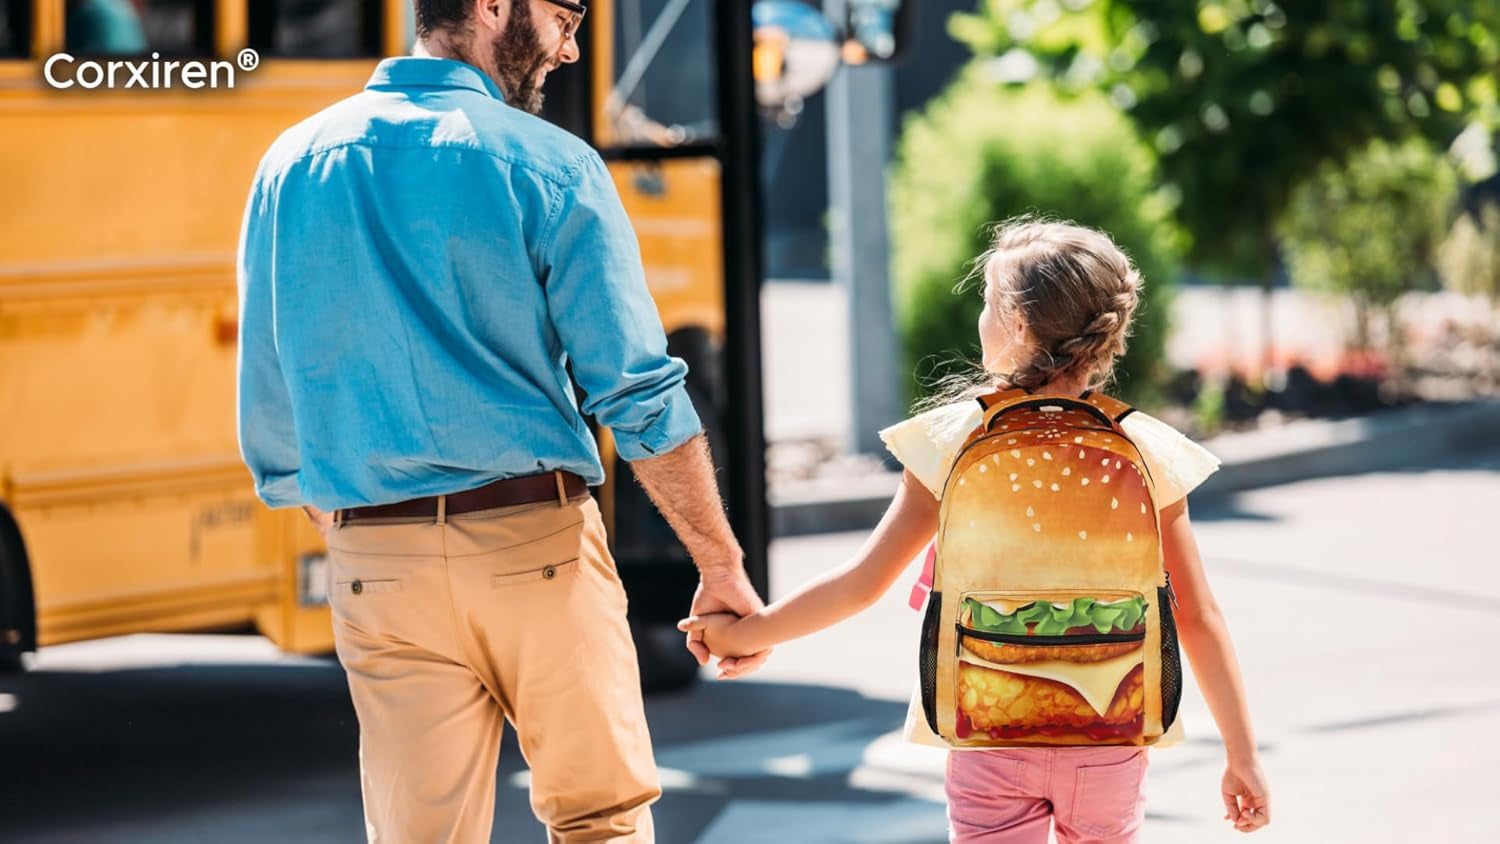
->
[351,579,363,595]
[543,566,556,580]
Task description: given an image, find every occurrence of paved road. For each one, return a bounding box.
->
[3,452,1498,842]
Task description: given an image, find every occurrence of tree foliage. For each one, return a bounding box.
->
[951,0,1500,278]
[1440,199,1500,301]
[890,75,1184,406]
[1279,138,1458,346]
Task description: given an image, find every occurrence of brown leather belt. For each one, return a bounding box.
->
[338,471,588,523]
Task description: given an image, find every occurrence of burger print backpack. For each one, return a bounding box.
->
[918,388,1184,747]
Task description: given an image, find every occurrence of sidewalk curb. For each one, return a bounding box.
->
[768,398,1500,538]
[1192,398,1500,499]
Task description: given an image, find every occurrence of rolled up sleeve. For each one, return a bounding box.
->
[235,180,304,507]
[537,152,702,461]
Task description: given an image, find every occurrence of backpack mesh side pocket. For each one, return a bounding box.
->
[1157,585,1183,729]
[919,591,941,735]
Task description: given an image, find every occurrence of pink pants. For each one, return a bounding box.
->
[946,747,1148,844]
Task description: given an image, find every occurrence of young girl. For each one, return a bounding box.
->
[682,219,1270,842]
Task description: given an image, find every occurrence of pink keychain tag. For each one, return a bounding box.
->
[908,542,936,610]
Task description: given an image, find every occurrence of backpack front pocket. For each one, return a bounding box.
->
[954,590,1147,745]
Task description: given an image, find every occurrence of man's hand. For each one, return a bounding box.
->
[686,567,772,679]
[1222,756,1271,833]
[302,505,333,539]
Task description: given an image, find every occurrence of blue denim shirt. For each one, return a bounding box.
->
[236,57,701,510]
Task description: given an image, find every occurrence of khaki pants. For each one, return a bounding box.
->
[326,494,660,843]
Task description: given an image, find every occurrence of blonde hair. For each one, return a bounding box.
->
[920,217,1143,407]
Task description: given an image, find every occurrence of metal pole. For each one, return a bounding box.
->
[716,0,770,599]
[826,0,904,456]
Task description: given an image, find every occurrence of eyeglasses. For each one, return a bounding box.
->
[540,0,586,41]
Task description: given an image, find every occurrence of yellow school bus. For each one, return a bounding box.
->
[0,0,771,684]
[0,0,907,684]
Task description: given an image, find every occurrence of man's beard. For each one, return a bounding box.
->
[491,3,552,114]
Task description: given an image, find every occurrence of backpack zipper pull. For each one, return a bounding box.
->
[1165,570,1180,609]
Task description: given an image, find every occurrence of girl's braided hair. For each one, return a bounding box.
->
[917,217,1143,411]
[981,217,1141,392]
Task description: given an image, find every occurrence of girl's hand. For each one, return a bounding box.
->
[1222,757,1271,833]
[684,576,771,679]
[677,613,752,675]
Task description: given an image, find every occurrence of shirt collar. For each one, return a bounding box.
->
[365,56,505,101]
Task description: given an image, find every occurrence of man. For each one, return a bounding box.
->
[235,1,765,840]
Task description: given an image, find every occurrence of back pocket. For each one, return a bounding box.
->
[1069,751,1146,837]
[332,578,404,597]
[491,557,580,588]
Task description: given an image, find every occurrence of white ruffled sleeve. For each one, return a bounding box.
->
[1120,411,1221,507]
[880,402,1216,507]
[878,401,985,499]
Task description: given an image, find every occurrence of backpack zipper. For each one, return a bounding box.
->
[956,625,1147,646]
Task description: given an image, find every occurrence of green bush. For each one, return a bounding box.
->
[1280,137,1458,349]
[1439,200,1500,303]
[890,73,1185,408]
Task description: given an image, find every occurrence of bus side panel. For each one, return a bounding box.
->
[0,277,268,644]
[0,69,370,266]
[0,268,333,654]
[10,469,266,646]
[0,70,364,653]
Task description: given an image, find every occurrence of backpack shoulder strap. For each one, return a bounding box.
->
[976,389,1138,433]
[1078,390,1137,424]
[973,388,1034,430]
[975,387,1031,411]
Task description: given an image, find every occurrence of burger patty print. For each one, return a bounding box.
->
[954,594,1148,742]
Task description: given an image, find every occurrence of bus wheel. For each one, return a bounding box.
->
[0,505,37,673]
[632,622,701,694]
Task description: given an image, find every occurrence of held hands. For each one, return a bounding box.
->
[676,613,742,664]
[1222,756,1271,833]
[682,565,771,679]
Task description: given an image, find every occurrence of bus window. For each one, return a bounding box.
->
[0,0,28,58]
[606,0,718,148]
[65,0,214,56]
[249,0,384,59]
